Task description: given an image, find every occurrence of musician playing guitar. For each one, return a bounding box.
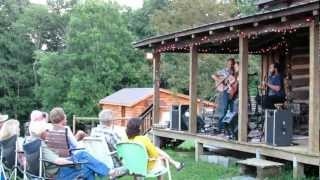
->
[227,61,239,102]
[211,58,235,133]
[260,63,285,109]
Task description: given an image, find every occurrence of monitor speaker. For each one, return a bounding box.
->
[265,109,293,146]
[170,105,180,130]
[180,105,189,131]
[170,105,204,132]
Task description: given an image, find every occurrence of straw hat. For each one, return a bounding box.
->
[0,113,8,122]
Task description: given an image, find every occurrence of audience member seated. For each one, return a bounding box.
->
[91,109,127,167]
[29,110,52,137]
[0,113,8,130]
[31,122,123,179]
[0,113,7,178]
[126,118,184,174]
[49,107,87,149]
[0,119,25,166]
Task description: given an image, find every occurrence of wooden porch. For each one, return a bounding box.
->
[152,128,319,166]
[133,0,320,177]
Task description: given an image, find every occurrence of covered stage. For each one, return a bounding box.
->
[133,0,320,177]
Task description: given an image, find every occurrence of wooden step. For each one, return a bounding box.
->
[237,158,284,180]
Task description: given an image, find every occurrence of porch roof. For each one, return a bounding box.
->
[132,0,319,54]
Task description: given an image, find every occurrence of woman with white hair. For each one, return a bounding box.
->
[0,119,25,167]
[0,119,20,141]
[29,110,51,137]
[0,113,8,130]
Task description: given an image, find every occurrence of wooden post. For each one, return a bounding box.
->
[121,106,125,126]
[238,36,249,142]
[189,45,198,134]
[195,141,203,162]
[293,162,305,179]
[308,18,320,153]
[153,135,161,147]
[153,52,161,124]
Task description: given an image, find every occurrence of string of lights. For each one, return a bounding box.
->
[155,18,312,54]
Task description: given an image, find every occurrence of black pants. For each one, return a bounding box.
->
[262,95,285,109]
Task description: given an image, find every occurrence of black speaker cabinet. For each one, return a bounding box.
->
[170,105,189,131]
[180,105,189,131]
[170,105,180,130]
[265,109,293,146]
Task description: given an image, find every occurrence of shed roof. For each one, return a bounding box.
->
[99,88,153,107]
[99,88,214,107]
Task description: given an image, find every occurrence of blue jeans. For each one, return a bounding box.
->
[56,151,109,180]
[219,90,234,131]
[0,170,4,180]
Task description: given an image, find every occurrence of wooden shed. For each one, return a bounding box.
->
[99,88,214,125]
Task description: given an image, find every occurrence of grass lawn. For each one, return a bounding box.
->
[119,141,239,180]
[119,141,319,180]
[119,149,239,180]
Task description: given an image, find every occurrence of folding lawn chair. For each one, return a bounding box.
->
[23,138,46,179]
[81,137,115,168]
[0,135,23,180]
[23,138,88,180]
[46,127,75,158]
[45,127,109,179]
[116,142,172,180]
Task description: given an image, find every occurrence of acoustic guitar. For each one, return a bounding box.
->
[213,75,230,92]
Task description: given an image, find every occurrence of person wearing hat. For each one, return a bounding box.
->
[91,109,127,167]
[0,113,9,130]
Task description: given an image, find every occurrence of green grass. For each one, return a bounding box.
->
[119,141,239,180]
[119,141,319,180]
[164,150,239,180]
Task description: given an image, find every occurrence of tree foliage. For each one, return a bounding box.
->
[0,0,36,120]
[36,0,151,117]
[126,0,168,39]
[151,0,237,34]
[0,0,258,121]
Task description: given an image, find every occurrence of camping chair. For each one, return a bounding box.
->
[81,137,116,168]
[23,138,46,179]
[46,126,83,158]
[23,138,87,180]
[116,142,172,180]
[0,135,24,180]
[45,128,109,179]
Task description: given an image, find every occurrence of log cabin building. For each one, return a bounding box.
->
[99,88,215,125]
[133,0,320,177]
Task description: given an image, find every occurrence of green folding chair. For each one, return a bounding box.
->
[116,142,171,180]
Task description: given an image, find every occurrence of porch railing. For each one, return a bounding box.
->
[139,104,153,135]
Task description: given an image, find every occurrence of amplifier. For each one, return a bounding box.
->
[170,105,189,131]
[265,109,293,146]
[170,105,180,130]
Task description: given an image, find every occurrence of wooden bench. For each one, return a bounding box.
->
[237,158,284,180]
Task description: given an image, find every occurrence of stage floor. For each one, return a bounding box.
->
[151,128,320,166]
